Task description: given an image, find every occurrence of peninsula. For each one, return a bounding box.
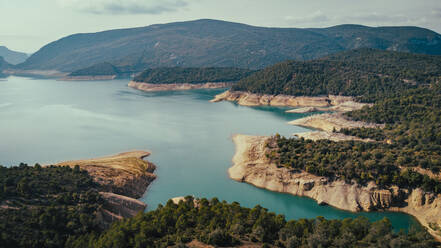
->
[217,49,441,241]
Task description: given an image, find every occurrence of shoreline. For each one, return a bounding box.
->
[210,90,368,110]
[229,134,441,241]
[55,151,157,227]
[129,81,233,92]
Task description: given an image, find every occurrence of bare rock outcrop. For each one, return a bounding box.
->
[294,131,375,142]
[230,134,441,241]
[129,81,232,92]
[99,192,147,228]
[56,151,156,199]
[211,90,333,107]
[56,151,157,226]
[289,112,383,132]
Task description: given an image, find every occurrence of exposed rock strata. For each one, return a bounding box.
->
[294,131,374,142]
[61,75,117,81]
[56,151,156,226]
[129,81,232,92]
[230,134,441,241]
[210,90,368,111]
[289,113,383,132]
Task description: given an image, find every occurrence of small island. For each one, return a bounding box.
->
[129,67,254,92]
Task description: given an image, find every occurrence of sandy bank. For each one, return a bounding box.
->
[61,75,117,81]
[289,112,383,132]
[4,69,67,78]
[129,81,232,92]
[230,134,441,241]
[55,151,156,226]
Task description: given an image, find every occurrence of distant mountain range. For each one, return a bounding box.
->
[14,19,441,73]
[0,46,28,65]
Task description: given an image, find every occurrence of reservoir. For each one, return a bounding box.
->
[0,76,418,231]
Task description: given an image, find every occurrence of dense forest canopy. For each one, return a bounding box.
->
[133,67,254,84]
[67,197,437,248]
[232,48,441,101]
[0,164,102,248]
[265,51,441,195]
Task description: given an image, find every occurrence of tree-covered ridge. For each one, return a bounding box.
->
[68,62,121,76]
[0,164,103,248]
[232,48,441,101]
[67,197,437,248]
[268,135,441,194]
[133,67,254,84]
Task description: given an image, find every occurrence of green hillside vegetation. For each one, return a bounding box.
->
[232,49,441,101]
[67,197,437,248]
[0,165,438,247]
[17,19,441,72]
[133,67,254,84]
[68,62,121,77]
[263,50,441,194]
[0,164,102,248]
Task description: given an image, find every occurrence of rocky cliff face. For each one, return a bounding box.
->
[129,81,232,92]
[56,151,157,226]
[211,90,335,107]
[230,134,441,241]
[99,192,147,228]
[288,112,383,132]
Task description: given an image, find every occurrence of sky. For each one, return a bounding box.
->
[1,0,441,54]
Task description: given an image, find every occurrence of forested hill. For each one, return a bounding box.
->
[17,19,441,72]
[67,197,437,248]
[133,67,254,84]
[232,48,441,101]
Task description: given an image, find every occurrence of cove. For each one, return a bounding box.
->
[0,76,419,231]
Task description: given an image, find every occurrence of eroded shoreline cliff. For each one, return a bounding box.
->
[56,151,156,227]
[129,81,232,92]
[210,90,367,109]
[229,134,441,241]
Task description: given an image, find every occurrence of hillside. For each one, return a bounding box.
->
[16,19,441,73]
[133,67,254,84]
[0,57,10,77]
[231,48,441,101]
[67,197,437,248]
[68,62,121,77]
[0,46,28,65]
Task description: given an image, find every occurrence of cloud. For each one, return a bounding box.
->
[57,0,188,15]
[285,11,330,25]
[284,10,436,28]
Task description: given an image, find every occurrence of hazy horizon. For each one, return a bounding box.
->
[1,0,441,54]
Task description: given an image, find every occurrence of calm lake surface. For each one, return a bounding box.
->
[0,76,418,231]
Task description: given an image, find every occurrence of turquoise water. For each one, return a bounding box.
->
[0,76,418,231]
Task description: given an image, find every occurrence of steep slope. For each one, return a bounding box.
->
[0,46,28,65]
[225,48,441,102]
[17,19,441,72]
